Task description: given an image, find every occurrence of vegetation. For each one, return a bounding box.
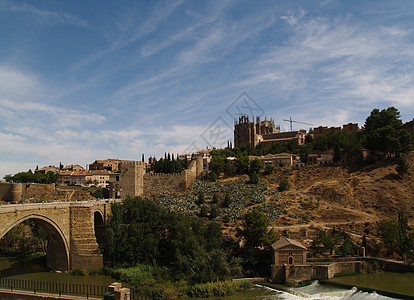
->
[363,107,413,158]
[396,155,410,176]
[150,153,189,174]
[4,170,59,184]
[278,179,290,192]
[237,210,278,250]
[100,197,245,297]
[0,220,48,259]
[378,210,414,262]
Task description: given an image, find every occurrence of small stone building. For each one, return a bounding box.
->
[272,237,307,266]
[271,237,307,283]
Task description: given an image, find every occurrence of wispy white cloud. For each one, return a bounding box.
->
[0,1,90,28]
[233,10,414,127]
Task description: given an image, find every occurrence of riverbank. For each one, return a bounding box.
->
[322,272,414,299]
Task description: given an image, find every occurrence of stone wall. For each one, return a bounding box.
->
[271,261,361,283]
[143,173,185,194]
[118,161,145,198]
[0,183,55,203]
[24,184,55,202]
[112,157,204,198]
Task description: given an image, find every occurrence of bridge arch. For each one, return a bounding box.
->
[0,214,70,271]
[93,210,105,244]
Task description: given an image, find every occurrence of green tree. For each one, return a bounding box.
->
[364,107,414,158]
[396,155,410,176]
[319,231,338,255]
[92,189,104,199]
[249,171,259,184]
[209,171,218,182]
[278,179,290,192]
[299,144,312,164]
[249,158,264,174]
[235,155,249,175]
[378,210,414,262]
[237,210,278,249]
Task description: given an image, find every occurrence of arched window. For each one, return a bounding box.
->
[288,256,294,265]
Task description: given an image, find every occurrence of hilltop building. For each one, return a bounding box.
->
[313,123,359,138]
[234,115,308,149]
[61,164,85,172]
[89,159,122,172]
[36,165,59,174]
[234,115,280,148]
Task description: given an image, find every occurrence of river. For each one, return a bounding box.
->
[0,256,412,299]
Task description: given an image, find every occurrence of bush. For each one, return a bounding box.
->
[396,155,410,176]
[197,192,205,205]
[209,205,219,219]
[264,164,275,175]
[278,179,290,192]
[212,194,219,204]
[71,268,88,276]
[221,193,231,208]
[92,189,103,199]
[199,205,208,218]
[249,171,259,184]
[186,280,251,298]
[210,171,218,182]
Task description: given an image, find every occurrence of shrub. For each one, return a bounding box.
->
[212,194,219,204]
[249,171,259,184]
[210,171,218,182]
[186,280,251,298]
[264,164,275,175]
[209,205,219,220]
[199,205,208,218]
[197,192,205,205]
[278,179,290,192]
[71,268,88,276]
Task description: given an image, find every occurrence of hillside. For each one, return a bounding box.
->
[158,152,414,247]
[267,152,414,229]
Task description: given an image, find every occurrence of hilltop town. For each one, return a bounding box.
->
[1,107,414,297]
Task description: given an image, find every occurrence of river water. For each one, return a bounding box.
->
[0,256,411,299]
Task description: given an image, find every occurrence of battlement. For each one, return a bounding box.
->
[145,173,183,177]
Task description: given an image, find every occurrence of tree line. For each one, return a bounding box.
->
[4,170,59,184]
[150,153,190,174]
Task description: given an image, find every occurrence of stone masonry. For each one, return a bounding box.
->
[0,201,112,271]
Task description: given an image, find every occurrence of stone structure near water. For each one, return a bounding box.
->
[271,237,362,284]
[0,200,112,271]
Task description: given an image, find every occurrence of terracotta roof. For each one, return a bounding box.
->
[271,237,307,250]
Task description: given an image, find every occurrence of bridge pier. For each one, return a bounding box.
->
[70,205,103,270]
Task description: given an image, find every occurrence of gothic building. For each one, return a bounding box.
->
[234,115,279,148]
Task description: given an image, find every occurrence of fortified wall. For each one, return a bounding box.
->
[0,183,55,203]
[110,157,203,198]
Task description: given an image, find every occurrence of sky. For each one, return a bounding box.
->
[1,0,414,177]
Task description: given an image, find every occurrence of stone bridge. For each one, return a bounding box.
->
[0,200,117,271]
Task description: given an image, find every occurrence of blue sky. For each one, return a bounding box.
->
[1,0,414,177]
